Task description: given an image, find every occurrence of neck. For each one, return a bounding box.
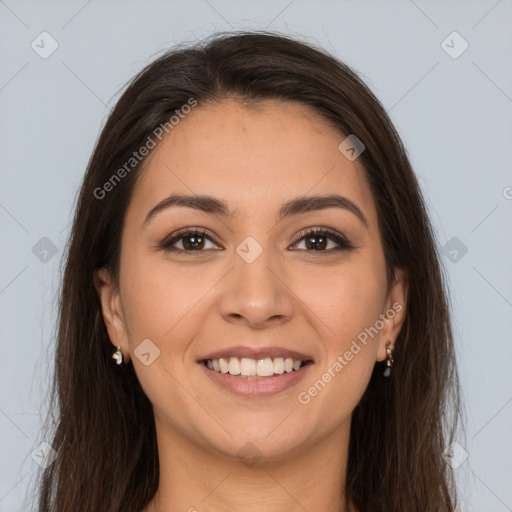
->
[143,417,357,512]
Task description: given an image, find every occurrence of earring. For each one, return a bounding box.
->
[383,340,394,377]
[112,345,124,366]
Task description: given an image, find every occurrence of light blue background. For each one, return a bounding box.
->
[1,1,511,510]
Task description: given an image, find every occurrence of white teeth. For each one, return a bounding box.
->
[257,357,274,377]
[228,357,241,375]
[273,357,284,374]
[219,358,229,373]
[205,356,307,377]
[240,357,256,376]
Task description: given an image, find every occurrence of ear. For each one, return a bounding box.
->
[376,267,408,362]
[93,267,131,364]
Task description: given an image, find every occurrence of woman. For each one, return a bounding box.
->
[36,31,463,511]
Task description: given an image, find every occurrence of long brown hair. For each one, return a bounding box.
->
[33,30,464,511]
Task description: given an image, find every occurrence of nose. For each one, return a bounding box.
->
[217,245,294,329]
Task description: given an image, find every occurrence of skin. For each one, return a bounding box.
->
[95,99,407,512]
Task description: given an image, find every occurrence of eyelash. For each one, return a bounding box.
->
[158,227,355,255]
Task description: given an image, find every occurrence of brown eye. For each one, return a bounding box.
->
[159,228,220,252]
[291,228,354,252]
[158,227,354,254]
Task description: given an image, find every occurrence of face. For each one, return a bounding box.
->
[96,99,407,461]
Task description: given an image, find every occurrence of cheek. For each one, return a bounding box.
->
[118,256,207,418]
[301,259,386,411]
[120,245,204,340]
[299,256,386,346]
[295,275,383,431]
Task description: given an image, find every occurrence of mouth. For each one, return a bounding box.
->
[201,356,314,379]
[197,347,315,398]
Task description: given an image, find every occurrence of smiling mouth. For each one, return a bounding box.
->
[201,356,314,379]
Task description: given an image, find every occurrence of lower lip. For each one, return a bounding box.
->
[199,362,314,398]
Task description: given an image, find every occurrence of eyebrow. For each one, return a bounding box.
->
[142,193,368,229]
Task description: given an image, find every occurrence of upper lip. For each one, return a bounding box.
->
[199,345,314,362]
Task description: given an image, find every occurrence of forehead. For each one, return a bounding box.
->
[128,99,376,226]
